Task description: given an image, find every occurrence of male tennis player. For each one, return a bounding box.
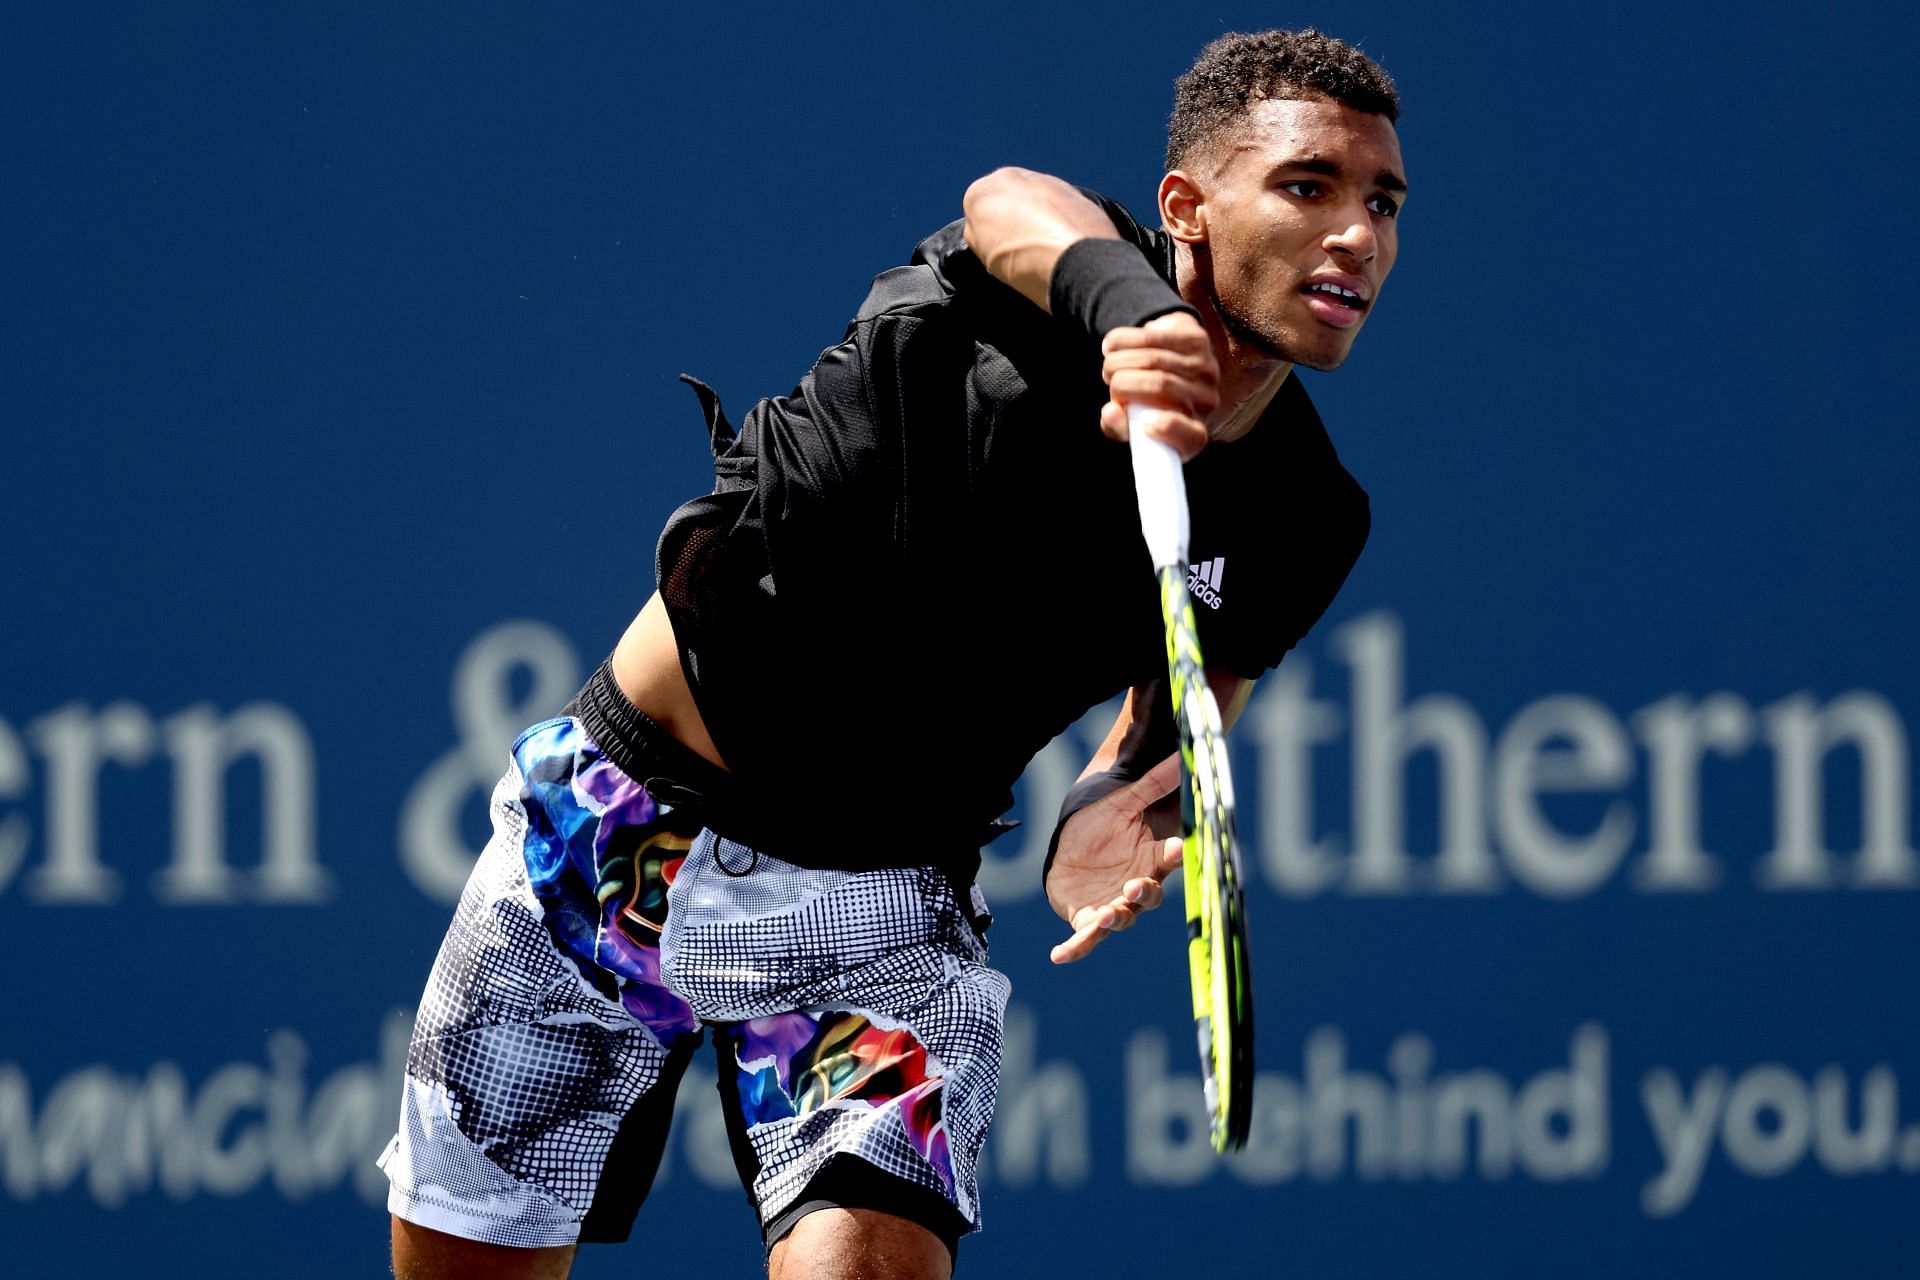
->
[383,28,1403,1280]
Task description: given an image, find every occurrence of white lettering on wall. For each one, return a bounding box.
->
[0,1013,410,1206]
[1245,660,1345,896]
[1126,1029,1214,1186]
[2,611,1910,907]
[1339,615,1499,894]
[3,698,322,906]
[1493,695,1636,898]
[157,704,328,903]
[1126,1024,1609,1188]
[23,702,154,902]
[398,621,580,904]
[1758,692,1918,889]
[988,611,1916,902]
[1630,693,1752,890]
[1640,1057,1904,1216]
[989,1006,1089,1188]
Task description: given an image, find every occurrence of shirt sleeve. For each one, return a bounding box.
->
[906,188,1179,299]
[1075,188,1179,279]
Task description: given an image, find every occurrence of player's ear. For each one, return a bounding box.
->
[1160,170,1207,244]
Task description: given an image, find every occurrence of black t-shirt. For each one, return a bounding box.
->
[655,193,1370,878]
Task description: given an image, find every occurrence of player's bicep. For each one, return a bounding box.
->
[961,167,1120,311]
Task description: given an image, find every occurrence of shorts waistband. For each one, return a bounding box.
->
[563,659,987,909]
[564,659,736,808]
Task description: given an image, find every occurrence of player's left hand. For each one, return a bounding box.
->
[1046,753,1184,964]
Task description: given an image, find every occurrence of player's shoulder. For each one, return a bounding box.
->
[1205,374,1371,553]
[926,184,1172,284]
[849,186,1171,326]
[1260,376,1368,495]
[1072,187,1176,273]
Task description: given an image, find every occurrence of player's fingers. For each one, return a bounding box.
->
[1156,835,1185,876]
[1106,369,1218,418]
[1105,339,1205,370]
[1083,901,1133,932]
[1123,876,1164,911]
[1050,897,1145,963]
[1100,346,1217,381]
[1116,400,1208,460]
[1049,918,1106,965]
[1102,398,1207,455]
[1133,405,1208,460]
[1102,314,1214,356]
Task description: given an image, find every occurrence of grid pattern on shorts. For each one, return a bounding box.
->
[665,835,987,1019]
[384,763,681,1248]
[668,834,1009,1226]
[387,751,1011,1247]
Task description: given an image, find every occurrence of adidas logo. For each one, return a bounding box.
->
[1187,556,1225,610]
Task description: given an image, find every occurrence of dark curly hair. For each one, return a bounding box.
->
[1166,29,1400,172]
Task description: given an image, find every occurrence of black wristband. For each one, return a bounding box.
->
[1047,238,1197,343]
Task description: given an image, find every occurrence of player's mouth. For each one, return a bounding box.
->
[1300,273,1370,329]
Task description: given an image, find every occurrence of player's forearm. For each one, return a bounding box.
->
[961,167,1121,311]
[1079,681,1169,779]
[1078,675,1246,841]
[1081,671,1248,780]
[1217,671,1254,732]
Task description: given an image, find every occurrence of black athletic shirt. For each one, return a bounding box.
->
[655,192,1370,879]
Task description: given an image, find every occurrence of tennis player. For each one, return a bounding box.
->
[383,28,1404,1280]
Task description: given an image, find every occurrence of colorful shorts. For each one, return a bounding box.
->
[379,663,1009,1258]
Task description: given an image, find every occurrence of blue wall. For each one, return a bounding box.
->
[3,3,1916,1275]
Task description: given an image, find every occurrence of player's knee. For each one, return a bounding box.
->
[769,1207,953,1280]
[390,1215,577,1280]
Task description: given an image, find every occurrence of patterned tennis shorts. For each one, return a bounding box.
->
[379,667,1010,1256]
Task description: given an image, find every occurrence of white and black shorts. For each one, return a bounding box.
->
[379,662,1009,1259]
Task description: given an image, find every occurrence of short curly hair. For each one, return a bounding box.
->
[1166,29,1400,172]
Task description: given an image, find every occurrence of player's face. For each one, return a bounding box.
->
[1192,96,1406,371]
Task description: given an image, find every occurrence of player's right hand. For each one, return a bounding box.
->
[1099,312,1218,460]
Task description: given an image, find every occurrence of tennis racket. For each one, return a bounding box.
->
[1127,405,1254,1153]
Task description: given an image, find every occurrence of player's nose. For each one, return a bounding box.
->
[1322,203,1378,263]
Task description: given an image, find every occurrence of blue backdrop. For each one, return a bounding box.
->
[3,3,1916,1276]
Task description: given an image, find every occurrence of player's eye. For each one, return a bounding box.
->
[1368,192,1402,218]
[1279,180,1323,198]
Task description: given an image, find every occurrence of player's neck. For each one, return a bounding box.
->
[1208,365,1289,443]
[1172,241,1291,442]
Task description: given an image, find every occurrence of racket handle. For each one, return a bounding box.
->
[1127,405,1190,570]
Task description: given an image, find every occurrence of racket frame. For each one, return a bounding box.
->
[1127,409,1254,1152]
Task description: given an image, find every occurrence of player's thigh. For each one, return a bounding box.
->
[769,1207,952,1280]
[392,1215,576,1280]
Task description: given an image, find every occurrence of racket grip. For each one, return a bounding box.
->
[1127,405,1190,570]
